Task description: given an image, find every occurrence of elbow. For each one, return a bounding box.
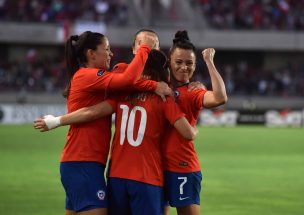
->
[221,95,228,104]
[188,133,196,141]
[184,130,197,141]
[215,94,228,106]
[186,133,196,141]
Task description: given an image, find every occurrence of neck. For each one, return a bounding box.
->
[172,78,189,88]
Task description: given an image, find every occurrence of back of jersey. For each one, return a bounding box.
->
[108,94,184,187]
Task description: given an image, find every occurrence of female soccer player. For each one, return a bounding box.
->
[45,30,156,215]
[34,49,198,215]
[163,30,228,215]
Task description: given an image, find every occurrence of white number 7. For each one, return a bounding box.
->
[178,177,187,195]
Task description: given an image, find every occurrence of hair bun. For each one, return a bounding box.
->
[173,30,190,44]
[71,35,79,41]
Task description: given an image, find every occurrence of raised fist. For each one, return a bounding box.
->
[202,48,215,62]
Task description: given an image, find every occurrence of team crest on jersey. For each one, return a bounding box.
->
[97,70,105,76]
[174,90,180,98]
[97,190,106,200]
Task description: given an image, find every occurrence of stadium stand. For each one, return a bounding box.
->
[195,0,304,30]
[0,0,304,111]
[0,0,128,25]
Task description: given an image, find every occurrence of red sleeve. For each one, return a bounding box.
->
[190,89,208,109]
[111,63,128,73]
[132,79,158,92]
[72,68,112,92]
[106,98,117,112]
[107,45,151,91]
[106,92,125,112]
[163,97,185,125]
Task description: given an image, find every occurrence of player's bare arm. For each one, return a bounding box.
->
[174,117,198,140]
[34,101,113,132]
[202,48,228,108]
[34,115,60,132]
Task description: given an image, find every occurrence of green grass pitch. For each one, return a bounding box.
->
[0,125,303,215]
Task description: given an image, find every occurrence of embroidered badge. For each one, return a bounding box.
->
[97,70,105,76]
[97,190,106,200]
[174,90,180,98]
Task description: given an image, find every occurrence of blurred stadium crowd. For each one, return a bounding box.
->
[196,58,304,97]
[1,49,303,97]
[0,52,66,93]
[0,0,128,25]
[0,0,304,97]
[196,0,304,30]
[2,0,302,31]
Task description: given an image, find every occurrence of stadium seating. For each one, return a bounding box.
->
[0,0,303,110]
[196,0,304,31]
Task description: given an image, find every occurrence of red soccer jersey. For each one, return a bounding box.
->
[61,46,151,164]
[163,85,207,172]
[107,94,185,186]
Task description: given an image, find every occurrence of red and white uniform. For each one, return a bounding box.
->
[163,85,207,173]
[107,94,185,186]
[61,45,153,165]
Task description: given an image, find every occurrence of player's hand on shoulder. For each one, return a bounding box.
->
[155,81,173,102]
[202,48,215,62]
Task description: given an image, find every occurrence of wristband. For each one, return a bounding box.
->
[44,115,61,129]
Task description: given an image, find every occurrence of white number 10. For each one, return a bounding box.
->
[119,105,147,147]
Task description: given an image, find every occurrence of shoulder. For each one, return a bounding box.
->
[111,63,128,73]
[75,67,106,76]
[78,67,99,73]
[176,85,206,98]
[72,68,112,85]
[161,96,178,108]
[173,85,188,99]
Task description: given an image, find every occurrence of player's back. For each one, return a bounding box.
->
[108,93,184,187]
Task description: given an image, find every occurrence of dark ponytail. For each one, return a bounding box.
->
[142,49,169,83]
[63,31,106,98]
[127,49,169,105]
